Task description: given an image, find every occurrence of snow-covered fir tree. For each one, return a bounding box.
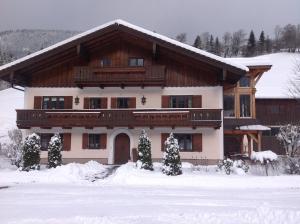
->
[48,133,63,168]
[137,130,153,170]
[162,133,182,176]
[22,133,41,171]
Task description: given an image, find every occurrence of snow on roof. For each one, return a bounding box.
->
[255,53,300,98]
[0,19,248,73]
[237,125,271,131]
[226,57,272,67]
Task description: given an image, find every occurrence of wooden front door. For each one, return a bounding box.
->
[114,133,130,164]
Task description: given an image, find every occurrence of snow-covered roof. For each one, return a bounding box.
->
[0,19,249,73]
[237,125,271,131]
[255,53,300,98]
[226,57,272,67]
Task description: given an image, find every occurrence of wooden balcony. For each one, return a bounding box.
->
[74,65,166,87]
[16,109,222,129]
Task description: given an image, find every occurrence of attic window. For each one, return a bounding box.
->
[129,58,144,67]
[100,58,111,67]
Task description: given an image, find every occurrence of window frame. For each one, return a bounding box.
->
[170,95,192,108]
[239,76,251,87]
[42,96,65,109]
[173,134,193,152]
[239,94,251,118]
[224,94,236,118]
[128,58,144,67]
[100,58,111,67]
[88,134,101,149]
[117,97,130,109]
[89,98,102,109]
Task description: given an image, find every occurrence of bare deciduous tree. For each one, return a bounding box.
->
[175,33,187,43]
[277,124,300,157]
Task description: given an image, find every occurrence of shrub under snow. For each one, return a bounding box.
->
[250,150,278,163]
[217,158,249,175]
[22,133,41,171]
[162,133,182,176]
[48,133,63,168]
[137,130,153,171]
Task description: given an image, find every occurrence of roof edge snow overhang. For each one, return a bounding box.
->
[0,19,248,82]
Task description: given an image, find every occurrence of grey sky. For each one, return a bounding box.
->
[0,0,299,43]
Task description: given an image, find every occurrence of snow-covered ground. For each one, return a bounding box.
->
[1,159,300,224]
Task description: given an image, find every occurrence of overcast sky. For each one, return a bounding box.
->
[0,0,299,43]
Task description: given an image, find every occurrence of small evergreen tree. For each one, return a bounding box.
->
[137,130,153,170]
[48,133,63,168]
[214,37,221,55]
[193,35,202,49]
[258,31,266,54]
[265,36,272,53]
[208,34,214,53]
[162,133,182,176]
[245,30,256,57]
[22,133,41,171]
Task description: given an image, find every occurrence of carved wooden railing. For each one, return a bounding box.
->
[16,109,222,129]
[74,65,166,87]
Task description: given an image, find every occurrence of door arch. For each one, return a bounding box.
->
[114,133,130,164]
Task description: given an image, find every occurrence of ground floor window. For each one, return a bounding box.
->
[173,134,193,151]
[88,134,101,149]
[40,134,64,151]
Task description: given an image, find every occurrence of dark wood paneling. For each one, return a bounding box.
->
[256,99,300,125]
[34,96,42,109]
[111,97,117,109]
[101,98,108,109]
[100,134,107,149]
[192,95,202,108]
[16,109,222,129]
[192,133,202,152]
[84,98,90,109]
[63,133,71,151]
[161,96,170,108]
[82,133,88,149]
[64,96,73,109]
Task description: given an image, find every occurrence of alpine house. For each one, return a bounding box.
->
[0,20,272,164]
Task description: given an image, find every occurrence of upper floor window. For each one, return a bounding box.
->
[174,134,192,151]
[240,94,251,117]
[117,98,129,108]
[170,96,192,108]
[224,95,235,117]
[42,96,64,109]
[89,98,101,109]
[129,58,144,67]
[100,58,111,67]
[239,76,251,87]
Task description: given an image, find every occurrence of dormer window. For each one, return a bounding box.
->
[129,58,144,67]
[100,58,111,67]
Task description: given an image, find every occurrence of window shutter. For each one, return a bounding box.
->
[128,97,136,108]
[100,134,107,149]
[64,96,73,109]
[161,133,169,151]
[82,133,88,149]
[161,96,170,108]
[34,96,42,109]
[192,95,202,108]
[84,98,90,109]
[111,97,117,108]
[63,133,71,151]
[101,98,108,109]
[192,133,202,152]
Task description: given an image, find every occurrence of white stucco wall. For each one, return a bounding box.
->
[23,86,224,163]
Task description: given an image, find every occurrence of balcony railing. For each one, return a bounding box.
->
[16,109,222,129]
[74,65,166,87]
